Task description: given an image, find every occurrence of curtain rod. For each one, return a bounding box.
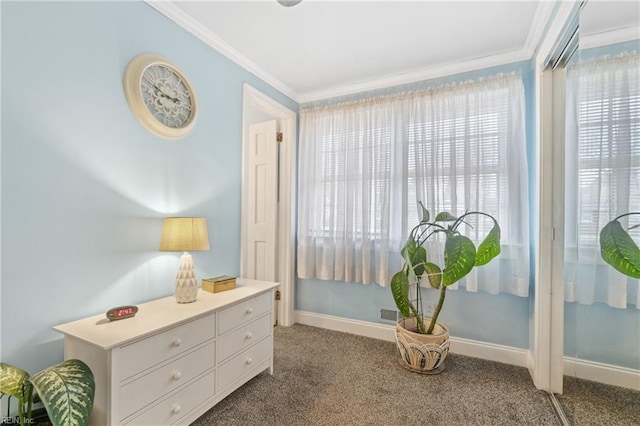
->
[300,72,522,114]
[568,51,639,72]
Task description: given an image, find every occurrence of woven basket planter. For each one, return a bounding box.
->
[395,317,450,374]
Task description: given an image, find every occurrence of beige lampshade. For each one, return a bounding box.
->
[159,217,210,252]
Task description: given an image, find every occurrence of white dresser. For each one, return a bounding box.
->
[54,279,279,425]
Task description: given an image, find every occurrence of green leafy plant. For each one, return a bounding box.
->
[391,202,501,334]
[0,359,95,426]
[600,212,640,278]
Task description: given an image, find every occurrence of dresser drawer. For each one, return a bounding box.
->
[218,292,271,335]
[125,370,215,426]
[119,314,215,380]
[120,342,215,420]
[217,315,272,362]
[217,337,271,392]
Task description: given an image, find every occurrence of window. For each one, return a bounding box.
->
[298,74,529,296]
[565,52,640,308]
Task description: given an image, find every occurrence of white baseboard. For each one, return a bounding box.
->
[295,310,397,342]
[294,310,640,391]
[294,310,528,367]
[563,357,640,391]
[527,352,535,374]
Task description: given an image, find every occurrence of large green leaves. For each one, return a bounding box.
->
[1,363,33,423]
[475,222,501,266]
[400,237,417,279]
[423,262,442,289]
[391,271,412,318]
[401,237,427,279]
[29,359,95,426]
[412,246,427,276]
[600,219,640,278]
[0,362,31,399]
[443,235,476,286]
[391,207,502,335]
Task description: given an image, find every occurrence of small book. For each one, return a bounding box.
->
[202,276,236,293]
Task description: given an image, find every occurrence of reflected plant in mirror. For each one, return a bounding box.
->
[600,212,640,278]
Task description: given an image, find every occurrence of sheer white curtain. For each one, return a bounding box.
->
[565,52,640,309]
[297,74,529,296]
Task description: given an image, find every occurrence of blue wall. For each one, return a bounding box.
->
[1,1,297,374]
[564,303,640,370]
[297,60,536,350]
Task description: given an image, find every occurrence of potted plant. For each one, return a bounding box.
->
[600,212,640,278]
[391,202,501,373]
[0,359,95,426]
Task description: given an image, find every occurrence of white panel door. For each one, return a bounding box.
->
[247,120,278,282]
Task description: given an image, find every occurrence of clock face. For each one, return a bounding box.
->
[123,54,198,139]
[140,64,194,129]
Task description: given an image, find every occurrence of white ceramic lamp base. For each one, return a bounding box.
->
[175,252,198,303]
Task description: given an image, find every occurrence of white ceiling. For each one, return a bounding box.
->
[149,1,640,102]
[580,1,640,48]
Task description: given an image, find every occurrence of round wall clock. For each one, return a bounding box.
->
[123,54,198,139]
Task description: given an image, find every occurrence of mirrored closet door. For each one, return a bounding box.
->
[560,1,639,423]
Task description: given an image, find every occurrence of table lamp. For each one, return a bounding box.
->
[160,217,210,303]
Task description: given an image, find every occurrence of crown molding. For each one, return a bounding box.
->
[523,1,556,58]
[581,26,640,50]
[147,1,557,105]
[535,0,581,67]
[144,1,300,102]
[298,49,530,104]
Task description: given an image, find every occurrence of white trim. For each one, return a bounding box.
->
[295,310,396,342]
[549,68,567,394]
[144,1,299,102]
[298,50,530,103]
[563,357,640,392]
[523,1,557,58]
[241,84,297,327]
[581,26,640,50]
[294,311,529,368]
[532,0,581,394]
[450,336,529,368]
[535,1,581,69]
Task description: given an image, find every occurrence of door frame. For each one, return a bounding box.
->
[241,83,297,327]
[531,0,581,393]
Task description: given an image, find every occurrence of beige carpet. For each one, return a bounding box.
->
[194,324,559,426]
[557,376,640,426]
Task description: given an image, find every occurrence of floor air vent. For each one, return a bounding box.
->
[380,309,398,322]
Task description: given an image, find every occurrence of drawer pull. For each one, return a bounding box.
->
[172,404,182,415]
[245,332,253,340]
[246,357,253,365]
[172,371,182,381]
[172,338,182,347]
[246,307,253,314]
